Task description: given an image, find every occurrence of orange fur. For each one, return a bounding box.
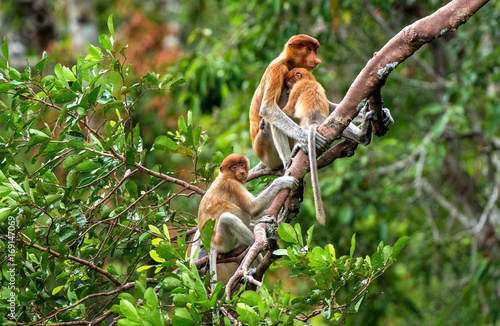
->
[198,154,253,252]
[196,154,298,288]
[282,68,330,127]
[250,34,321,169]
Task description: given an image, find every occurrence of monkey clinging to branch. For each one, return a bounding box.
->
[196,154,298,290]
[281,68,331,224]
[249,34,394,173]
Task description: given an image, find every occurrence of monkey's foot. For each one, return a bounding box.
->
[255,215,275,225]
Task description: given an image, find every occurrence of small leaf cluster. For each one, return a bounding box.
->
[274,223,409,320]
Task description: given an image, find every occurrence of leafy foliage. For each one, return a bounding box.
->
[0,16,407,325]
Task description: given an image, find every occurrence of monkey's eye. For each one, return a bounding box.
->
[307,46,312,51]
[239,163,245,167]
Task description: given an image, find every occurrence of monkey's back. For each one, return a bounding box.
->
[290,79,329,126]
[249,54,289,142]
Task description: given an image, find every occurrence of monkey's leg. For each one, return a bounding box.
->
[248,161,267,175]
[342,105,376,145]
[209,249,218,292]
[270,125,292,168]
[210,213,257,291]
[190,229,201,261]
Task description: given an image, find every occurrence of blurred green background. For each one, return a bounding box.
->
[1,0,499,324]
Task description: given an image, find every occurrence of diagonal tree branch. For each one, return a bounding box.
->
[283,0,490,210]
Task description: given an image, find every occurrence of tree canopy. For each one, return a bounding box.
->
[0,0,499,325]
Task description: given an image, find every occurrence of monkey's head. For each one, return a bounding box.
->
[220,154,249,184]
[285,34,321,71]
[285,68,315,90]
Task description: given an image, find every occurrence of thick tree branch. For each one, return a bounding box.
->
[319,0,489,143]
[274,0,490,217]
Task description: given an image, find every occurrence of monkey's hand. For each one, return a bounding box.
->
[297,131,330,155]
[274,175,299,191]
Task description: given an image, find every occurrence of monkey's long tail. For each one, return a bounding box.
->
[308,125,326,224]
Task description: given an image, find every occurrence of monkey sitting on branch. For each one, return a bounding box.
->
[249,34,394,174]
[194,154,298,290]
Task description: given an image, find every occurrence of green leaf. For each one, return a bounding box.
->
[240,291,260,306]
[169,77,186,89]
[7,67,20,80]
[294,223,303,247]
[236,303,260,324]
[99,34,113,52]
[178,115,187,133]
[119,300,140,322]
[211,151,224,165]
[0,82,16,94]
[148,225,163,237]
[27,129,50,148]
[383,245,392,263]
[278,223,298,244]
[160,73,173,87]
[54,64,70,88]
[87,44,103,60]
[134,274,147,300]
[172,308,196,326]
[1,38,9,63]
[156,242,181,260]
[144,288,158,309]
[52,285,65,295]
[107,15,115,37]
[100,100,123,112]
[59,227,75,242]
[163,277,183,291]
[152,135,177,151]
[34,51,47,75]
[350,233,356,258]
[0,208,12,224]
[200,219,215,251]
[117,319,141,326]
[162,224,170,241]
[51,89,78,103]
[75,160,100,173]
[391,235,409,258]
[354,295,365,312]
[306,225,314,248]
[63,154,86,171]
[142,72,160,88]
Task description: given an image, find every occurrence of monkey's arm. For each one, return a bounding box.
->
[247,175,299,217]
[260,80,330,153]
[328,101,394,145]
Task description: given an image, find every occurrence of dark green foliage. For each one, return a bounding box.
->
[0,15,407,325]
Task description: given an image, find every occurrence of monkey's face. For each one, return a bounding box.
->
[287,34,321,70]
[221,154,249,183]
[230,162,248,183]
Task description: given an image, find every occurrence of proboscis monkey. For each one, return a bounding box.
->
[250,34,327,172]
[249,34,394,173]
[196,154,299,290]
